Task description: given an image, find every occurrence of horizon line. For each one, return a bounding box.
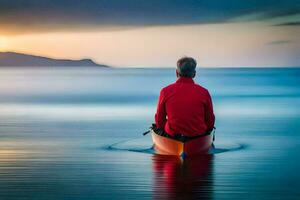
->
[1,51,299,69]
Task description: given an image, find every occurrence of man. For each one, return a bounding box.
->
[155,57,215,140]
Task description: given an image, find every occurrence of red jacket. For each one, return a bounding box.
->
[155,77,215,137]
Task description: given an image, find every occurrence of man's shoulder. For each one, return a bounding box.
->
[161,83,176,92]
[194,83,213,99]
[194,83,209,93]
[161,82,209,93]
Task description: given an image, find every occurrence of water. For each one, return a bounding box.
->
[0,67,299,200]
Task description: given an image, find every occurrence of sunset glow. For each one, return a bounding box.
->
[0,1,299,67]
[0,36,8,51]
[1,23,299,67]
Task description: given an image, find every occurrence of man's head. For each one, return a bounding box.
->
[176,57,197,78]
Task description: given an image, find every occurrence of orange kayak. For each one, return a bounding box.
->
[151,130,213,157]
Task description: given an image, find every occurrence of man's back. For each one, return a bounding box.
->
[155,77,215,137]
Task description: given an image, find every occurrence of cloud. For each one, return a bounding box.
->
[267,40,292,45]
[273,22,300,26]
[0,0,300,34]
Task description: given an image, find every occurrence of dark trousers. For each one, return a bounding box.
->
[152,124,213,143]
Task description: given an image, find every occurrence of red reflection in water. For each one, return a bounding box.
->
[152,154,214,199]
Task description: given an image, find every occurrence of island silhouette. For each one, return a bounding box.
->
[0,52,109,67]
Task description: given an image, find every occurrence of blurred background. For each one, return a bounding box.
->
[0,1,300,200]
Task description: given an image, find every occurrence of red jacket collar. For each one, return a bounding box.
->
[176,77,194,84]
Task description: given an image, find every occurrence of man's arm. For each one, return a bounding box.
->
[155,89,167,130]
[205,90,215,131]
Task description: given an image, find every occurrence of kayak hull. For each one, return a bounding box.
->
[151,130,213,156]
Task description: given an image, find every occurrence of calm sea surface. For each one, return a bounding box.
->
[0,67,299,200]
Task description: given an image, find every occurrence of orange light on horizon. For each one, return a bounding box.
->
[1,22,299,67]
[0,36,9,51]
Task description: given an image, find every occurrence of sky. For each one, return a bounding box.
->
[0,0,300,67]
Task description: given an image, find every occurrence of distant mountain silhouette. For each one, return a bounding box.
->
[0,52,109,67]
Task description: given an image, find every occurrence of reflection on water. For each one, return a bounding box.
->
[0,67,300,199]
[152,155,213,200]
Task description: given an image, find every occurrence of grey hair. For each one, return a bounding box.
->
[176,57,197,78]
